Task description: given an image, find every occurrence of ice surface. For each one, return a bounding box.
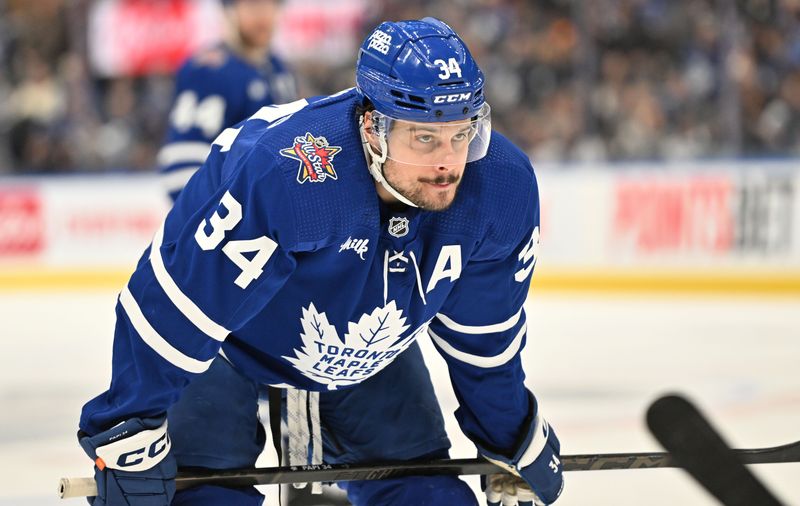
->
[1,291,798,505]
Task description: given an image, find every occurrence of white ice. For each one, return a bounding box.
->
[0,290,798,505]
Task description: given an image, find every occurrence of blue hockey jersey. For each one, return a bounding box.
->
[82,88,542,457]
[157,43,296,198]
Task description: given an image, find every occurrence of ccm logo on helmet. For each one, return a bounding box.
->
[433,92,472,104]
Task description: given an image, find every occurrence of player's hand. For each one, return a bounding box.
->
[484,472,542,506]
[481,413,563,505]
[78,416,176,506]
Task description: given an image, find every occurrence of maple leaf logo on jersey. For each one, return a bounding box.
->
[282,302,429,390]
[280,132,342,184]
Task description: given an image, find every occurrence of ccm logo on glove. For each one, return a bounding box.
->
[94,421,172,472]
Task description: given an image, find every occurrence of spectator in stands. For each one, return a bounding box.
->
[1,0,800,172]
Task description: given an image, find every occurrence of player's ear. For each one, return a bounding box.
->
[361,112,380,149]
[362,111,373,132]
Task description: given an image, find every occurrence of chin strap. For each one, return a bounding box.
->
[359,116,419,208]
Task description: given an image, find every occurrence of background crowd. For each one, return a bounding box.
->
[1,0,799,174]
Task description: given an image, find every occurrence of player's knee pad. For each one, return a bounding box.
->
[342,475,478,506]
[171,484,264,506]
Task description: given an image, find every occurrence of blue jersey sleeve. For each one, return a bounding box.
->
[80,132,297,435]
[428,176,541,457]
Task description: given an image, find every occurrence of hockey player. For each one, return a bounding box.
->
[77,17,564,506]
[158,0,295,199]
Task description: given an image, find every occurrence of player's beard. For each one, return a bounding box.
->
[383,165,462,212]
[237,29,271,52]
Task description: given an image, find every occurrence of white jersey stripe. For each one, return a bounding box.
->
[428,323,526,368]
[213,127,241,152]
[150,222,230,341]
[251,98,309,123]
[119,286,213,374]
[161,166,199,193]
[156,141,211,167]
[435,308,523,335]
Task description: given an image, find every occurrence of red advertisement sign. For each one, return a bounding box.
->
[64,211,161,241]
[273,0,368,64]
[0,189,44,256]
[613,176,735,254]
[88,0,223,77]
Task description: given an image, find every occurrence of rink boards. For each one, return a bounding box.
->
[1,160,799,293]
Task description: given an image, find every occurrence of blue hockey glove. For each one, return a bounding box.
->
[481,411,563,506]
[78,416,176,506]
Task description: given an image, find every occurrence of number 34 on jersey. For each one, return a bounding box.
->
[194,191,277,289]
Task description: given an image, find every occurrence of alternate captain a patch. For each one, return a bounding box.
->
[280,132,342,184]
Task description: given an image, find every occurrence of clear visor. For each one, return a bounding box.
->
[371,103,491,166]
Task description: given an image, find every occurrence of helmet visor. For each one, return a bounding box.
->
[371,103,491,166]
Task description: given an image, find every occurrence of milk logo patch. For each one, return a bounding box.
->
[280,132,341,184]
[388,217,409,238]
[282,302,429,390]
[339,236,369,260]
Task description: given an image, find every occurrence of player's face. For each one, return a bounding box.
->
[232,0,279,49]
[374,118,469,211]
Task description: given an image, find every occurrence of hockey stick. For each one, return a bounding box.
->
[647,394,783,505]
[59,438,800,499]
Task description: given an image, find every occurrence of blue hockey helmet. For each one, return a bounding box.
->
[356,17,486,123]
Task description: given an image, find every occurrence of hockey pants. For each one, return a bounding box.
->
[167,341,478,505]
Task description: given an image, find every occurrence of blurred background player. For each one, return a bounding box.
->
[157,0,296,200]
[156,2,296,502]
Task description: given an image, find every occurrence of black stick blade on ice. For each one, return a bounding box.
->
[646,394,782,506]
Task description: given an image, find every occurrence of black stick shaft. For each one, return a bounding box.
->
[172,440,800,491]
[58,439,800,498]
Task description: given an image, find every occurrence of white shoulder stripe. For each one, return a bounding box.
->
[119,286,213,374]
[213,127,241,152]
[157,142,211,167]
[150,222,230,341]
[435,308,523,335]
[428,323,526,368]
[251,98,308,123]
[160,166,199,193]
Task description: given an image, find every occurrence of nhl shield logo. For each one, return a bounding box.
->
[388,217,409,238]
[280,132,342,184]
